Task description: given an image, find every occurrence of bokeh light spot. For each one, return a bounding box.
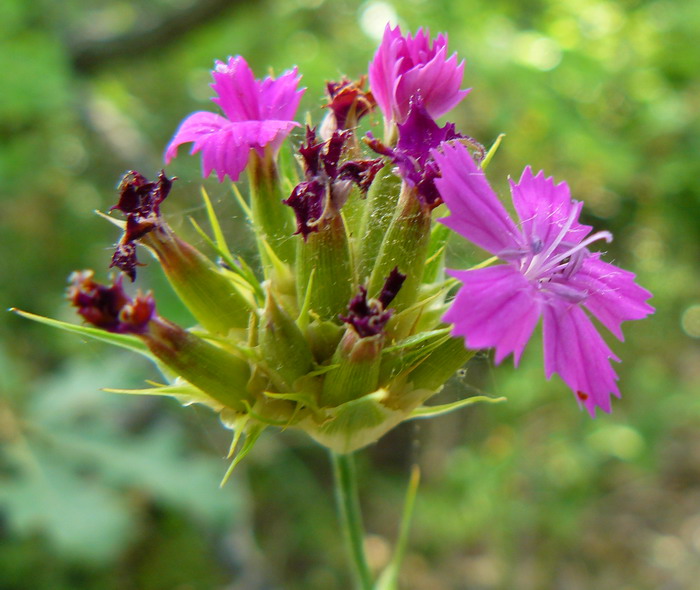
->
[359,1,398,40]
[681,304,700,338]
[512,32,562,71]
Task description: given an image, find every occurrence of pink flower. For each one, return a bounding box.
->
[369,24,468,125]
[434,142,654,415]
[165,56,304,182]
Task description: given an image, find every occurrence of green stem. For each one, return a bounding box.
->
[330,451,373,590]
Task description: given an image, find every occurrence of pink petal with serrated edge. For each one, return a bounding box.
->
[543,302,621,416]
[434,142,521,255]
[444,266,541,365]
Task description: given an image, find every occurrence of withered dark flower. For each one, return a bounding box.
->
[110,170,175,280]
[323,76,376,131]
[339,267,406,338]
[284,127,383,239]
[68,270,155,334]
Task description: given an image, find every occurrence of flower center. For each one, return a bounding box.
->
[517,204,612,301]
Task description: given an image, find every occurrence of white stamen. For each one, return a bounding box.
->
[537,230,612,277]
[523,204,579,278]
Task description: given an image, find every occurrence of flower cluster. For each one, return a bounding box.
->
[21,24,652,462]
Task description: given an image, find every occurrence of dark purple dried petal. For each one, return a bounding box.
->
[325,76,376,129]
[322,130,351,178]
[283,180,326,239]
[68,270,155,334]
[110,242,141,281]
[340,269,406,338]
[110,170,175,280]
[338,158,384,194]
[299,126,324,177]
[286,130,384,234]
[377,267,407,309]
[339,286,393,338]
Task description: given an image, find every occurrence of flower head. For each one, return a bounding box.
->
[165,56,304,182]
[369,24,468,125]
[435,142,654,415]
[367,97,465,208]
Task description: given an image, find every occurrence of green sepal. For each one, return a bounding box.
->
[406,336,476,391]
[409,395,507,419]
[379,328,452,384]
[12,308,151,357]
[247,150,296,265]
[320,332,383,407]
[142,226,253,334]
[219,417,266,487]
[314,390,389,445]
[295,213,354,322]
[357,164,401,282]
[481,133,506,170]
[103,380,222,410]
[143,319,253,411]
[188,215,264,304]
[258,287,315,390]
[339,184,366,248]
[422,222,451,284]
[367,188,431,312]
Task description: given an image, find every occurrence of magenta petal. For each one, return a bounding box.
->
[434,142,521,255]
[368,24,399,119]
[164,111,231,164]
[369,24,466,124]
[259,67,305,121]
[165,56,303,182]
[443,265,541,365]
[210,56,261,121]
[165,113,297,182]
[509,167,591,246]
[573,256,655,339]
[395,47,468,120]
[543,302,621,416]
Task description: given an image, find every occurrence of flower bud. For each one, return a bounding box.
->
[258,286,314,390]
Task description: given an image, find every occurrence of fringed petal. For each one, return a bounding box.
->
[543,302,621,416]
[443,265,541,365]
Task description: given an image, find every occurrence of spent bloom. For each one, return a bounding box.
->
[165,56,304,182]
[369,24,468,127]
[435,142,654,415]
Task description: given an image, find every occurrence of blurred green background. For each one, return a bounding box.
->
[1,0,699,588]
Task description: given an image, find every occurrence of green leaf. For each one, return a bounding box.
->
[11,309,151,357]
[409,395,507,419]
[375,465,421,590]
[481,133,506,170]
